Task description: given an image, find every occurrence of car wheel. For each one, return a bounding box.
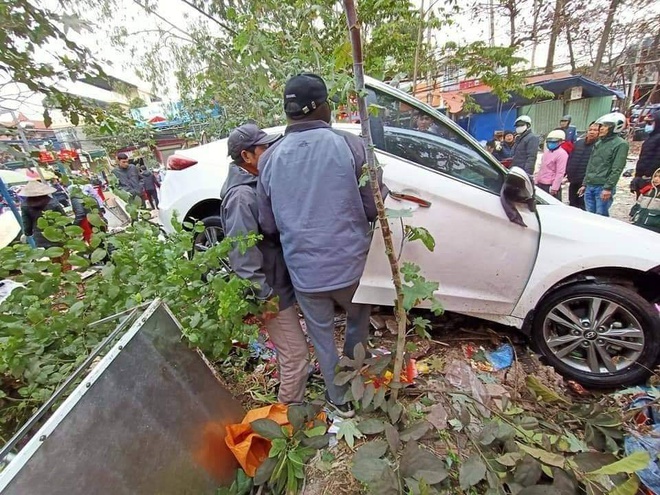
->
[193,216,224,252]
[532,283,660,388]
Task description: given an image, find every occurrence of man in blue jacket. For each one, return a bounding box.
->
[257,73,387,417]
[220,124,309,405]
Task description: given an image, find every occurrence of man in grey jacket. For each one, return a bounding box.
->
[257,73,387,417]
[511,115,540,175]
[220,124,309,404]
[112,153,143,201]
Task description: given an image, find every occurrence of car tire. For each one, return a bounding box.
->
[532,283,660,388]
[192,216,224,253]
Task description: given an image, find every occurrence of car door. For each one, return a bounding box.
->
[354,84,541,318]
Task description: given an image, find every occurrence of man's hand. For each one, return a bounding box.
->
[578,186,586,197]
[600,189,612,201]
[260,296,280,322]
[550,188,558,196]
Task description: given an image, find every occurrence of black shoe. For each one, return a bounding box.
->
[325,392,355,418]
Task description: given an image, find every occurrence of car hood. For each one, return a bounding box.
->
[537,202,660,270]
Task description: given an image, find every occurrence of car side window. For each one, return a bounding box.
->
[368,87,504,194]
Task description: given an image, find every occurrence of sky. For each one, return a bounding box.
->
[2,0,650,122]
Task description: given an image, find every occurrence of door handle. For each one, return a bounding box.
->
[389,191,432,208]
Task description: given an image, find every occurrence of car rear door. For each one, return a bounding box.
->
[354,84,541,319]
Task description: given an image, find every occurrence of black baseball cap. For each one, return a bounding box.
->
[283,73,329,119]
[227,124,280,162]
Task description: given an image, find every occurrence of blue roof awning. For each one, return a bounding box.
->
[467,75,622,113]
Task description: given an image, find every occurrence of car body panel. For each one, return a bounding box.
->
[158,77,660,331]
[511,203,660,319]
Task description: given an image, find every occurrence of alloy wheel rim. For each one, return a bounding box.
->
[194,226,222,251]
[542,296,644,374]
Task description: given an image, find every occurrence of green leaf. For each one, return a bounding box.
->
[303,425,326,438]
[42,227,63,242]
[526,376,570,404]
[588,451,650,476]
[373,385,387,410]
[87,212,105,228]
[516,443,565,468]
[43,247,64,258]
[43,109,52,128]
[253,456,277,485]
[400,421,431,442]
[404,225,435,251]
[383,423,400,454]
[354,440,388,461]
[90,248,107,264]
[351,457,389,483]
[351,375,365,401]
[362,382,376,410]
[388,400,403,423]
[357,418,386,435]
[400,441,448,483]
[301,434,330,449]
[334,370,357,386]
[608,475,640,495]
[336,419,363,450]
[385,207,413,218]
[69,301,84,314]
[68,255,89,268]
[400,262,439,311]
[251,418,286,440]
[287,405,307,431]
[459,456,487,489]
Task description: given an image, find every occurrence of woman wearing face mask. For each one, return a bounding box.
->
[632,112,660,199]
[535,129,569,200]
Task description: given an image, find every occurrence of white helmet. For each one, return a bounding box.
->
[596,112,626,134]
[546,129,566,141]
[515,115,532,126]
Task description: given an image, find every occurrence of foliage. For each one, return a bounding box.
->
[250,404,330,495]
[442,41,554,113]
[0,207,262,438]
[341,373,646,495]
[72,0,445,137]
[82,103,156,156]
[0,0,106,124]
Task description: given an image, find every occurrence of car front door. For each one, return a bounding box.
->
[354,84,541,320]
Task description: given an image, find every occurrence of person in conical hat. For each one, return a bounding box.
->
[19,181,66,248]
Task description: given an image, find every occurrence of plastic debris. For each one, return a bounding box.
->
[465,343,514,372]
[625,425,660,494]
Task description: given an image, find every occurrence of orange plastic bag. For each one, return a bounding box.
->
[224,404,289,477]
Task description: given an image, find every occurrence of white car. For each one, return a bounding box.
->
[160,77,660,387]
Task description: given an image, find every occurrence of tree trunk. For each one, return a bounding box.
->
[507,0,516,47]
[530,0,539,68]
[342,0,408,400]
[412,0,425,96]
[545,0,566,74]
[591,0,621,79]
[566,22,576,72]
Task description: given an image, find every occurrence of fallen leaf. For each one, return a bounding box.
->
[459,456,487,489]
[526,376,570,404]
[427,403,448,430]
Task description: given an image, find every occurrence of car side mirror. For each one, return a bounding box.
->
[501,167,536,227]
[502,167,534,203]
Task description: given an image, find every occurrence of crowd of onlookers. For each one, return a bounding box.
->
[484,112,660,233]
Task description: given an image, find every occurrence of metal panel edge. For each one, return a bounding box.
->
[0,299,163,491]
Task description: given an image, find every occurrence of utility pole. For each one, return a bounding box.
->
[10,110,46,182]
